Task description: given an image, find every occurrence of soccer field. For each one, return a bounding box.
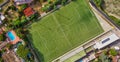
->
[28,0,103,62]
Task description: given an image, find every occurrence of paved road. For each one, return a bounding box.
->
[89,0,120,30]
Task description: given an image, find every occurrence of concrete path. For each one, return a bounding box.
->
[91,6,112,32]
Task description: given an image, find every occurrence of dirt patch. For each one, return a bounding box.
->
[103,0,120,19]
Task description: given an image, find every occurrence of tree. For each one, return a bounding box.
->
[109,48,117,56]
[94,0,104,10]
[98,52,111,62]
[10,5,16,10]
[62,0,68,5]
[21,16,27,24]
[12,18,21,27]
[48,0,52,4]
[0,35,3,41]
[21,4,27,10]
[54,0,62,5]
[71,0,76,1]
[17,45,29,61]
[41,4,51,12]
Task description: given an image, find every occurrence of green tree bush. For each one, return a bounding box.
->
[109,48,117,56]
[17,45,29,61]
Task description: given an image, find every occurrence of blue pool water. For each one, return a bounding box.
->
[7,31,15,41]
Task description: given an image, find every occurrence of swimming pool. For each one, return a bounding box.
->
[7,31,15,41]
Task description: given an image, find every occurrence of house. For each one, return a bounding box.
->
[14,0,33,5]
[0,28,3,35]
[0,13,5,21]
[0,27,6,35]
[0,13,5,25]
[0,41,8,50]
[23,7,35,17]
[2,50,22,62]
[6,30,20,44]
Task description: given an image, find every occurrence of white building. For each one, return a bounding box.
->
[94,34,119,49]
[0,13,5,25]
[0,14,5,20]
[14,0,33,5]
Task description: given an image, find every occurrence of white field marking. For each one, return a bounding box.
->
[30,24,43,33]
[65,16,76,26]
[46,34,65,55]
[83,0,88,7]
[79,28,102,47]
[30,24,53,34]
[44,31,73,60]
[85,12,102,32]
[84,0,95,17]
[73,7,81,19]
[91,17,103,31]
[52,14,72,47]
[80,21,100,38]
[44,37,59,57]
[88,5,95,17]
[36,31,49,52]
[66,9,81,26]
[82,22,89,32]
[78,21,102,44]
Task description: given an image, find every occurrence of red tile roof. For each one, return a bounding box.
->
[23,7,34,17]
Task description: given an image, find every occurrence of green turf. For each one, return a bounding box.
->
[64,50,86,62]
[28,0,103,62]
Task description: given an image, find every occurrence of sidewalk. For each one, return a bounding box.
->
[89,3,113,32]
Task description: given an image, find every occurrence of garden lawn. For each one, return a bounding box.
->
[28,0,103,62]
